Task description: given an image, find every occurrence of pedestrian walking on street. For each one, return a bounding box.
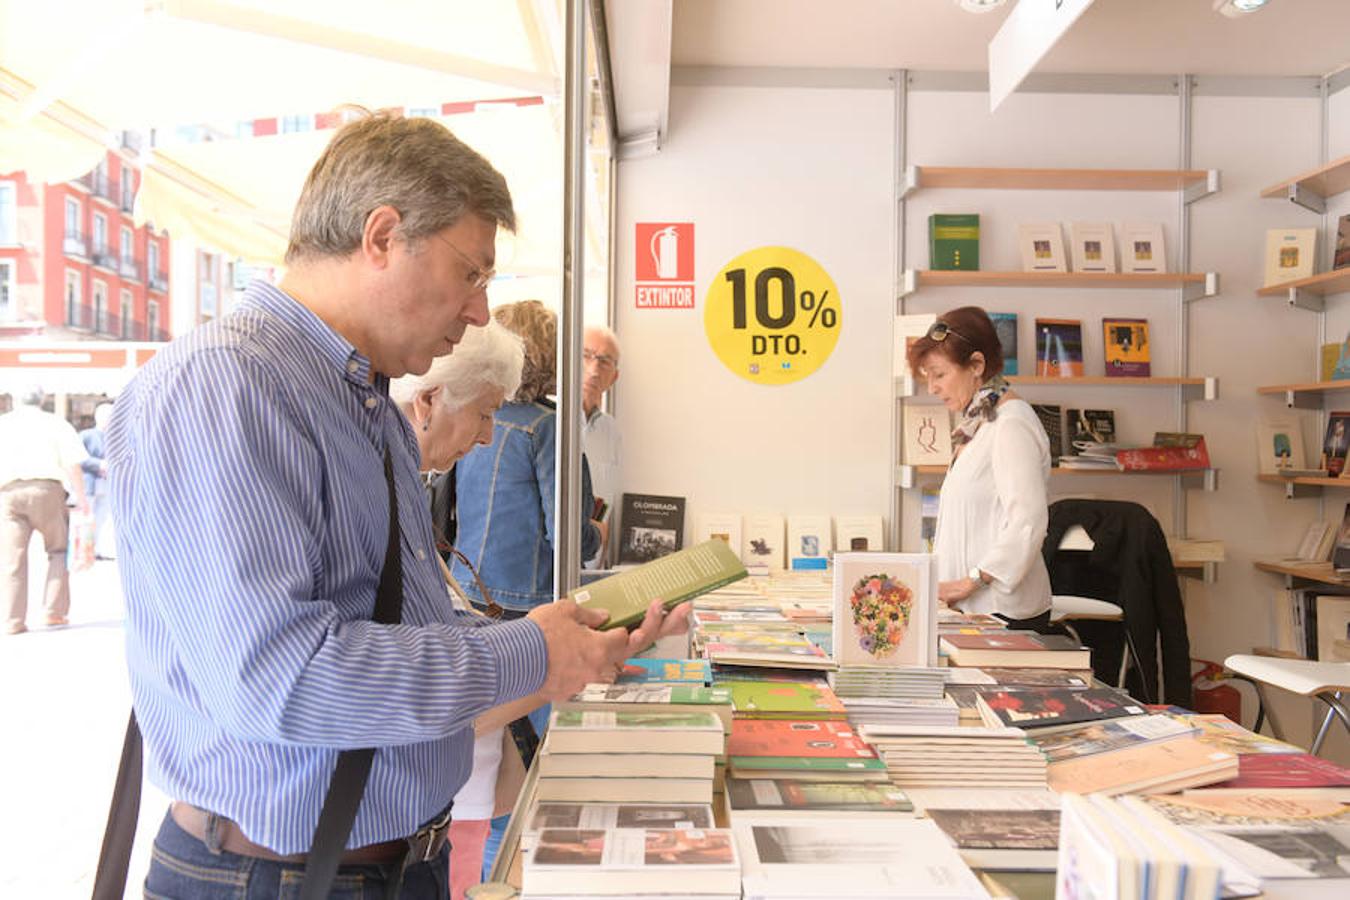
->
[79,402,116,559]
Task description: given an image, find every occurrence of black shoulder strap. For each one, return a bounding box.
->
[92,445,405,900]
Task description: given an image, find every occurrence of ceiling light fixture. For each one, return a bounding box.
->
[955,0,1008,13]
[1213,0,1272,18]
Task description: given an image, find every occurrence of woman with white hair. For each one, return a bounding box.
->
[391,320,533,900]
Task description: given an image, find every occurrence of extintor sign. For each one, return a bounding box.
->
[635,222,695,309]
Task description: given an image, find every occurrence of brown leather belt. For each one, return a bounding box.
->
[170,802,450,867]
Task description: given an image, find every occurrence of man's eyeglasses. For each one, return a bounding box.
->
[436,234,495,292]
[583,349,617,371]
[927,321,972,345]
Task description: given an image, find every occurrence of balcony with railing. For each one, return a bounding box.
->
[90,173,118,206]
[63,229,89,258]
[66,302,93,330]
[91,246,117,271]
[148,269,168,293]
[119,257,142,281]
[120,189,134,214]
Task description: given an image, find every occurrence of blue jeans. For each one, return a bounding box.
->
[143,809,449,899]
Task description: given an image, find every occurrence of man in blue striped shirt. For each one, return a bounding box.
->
[107,113,684,899]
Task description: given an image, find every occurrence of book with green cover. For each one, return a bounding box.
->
[720,680,847,720]
[730,755,888,774]
[726,778,913,813]
[929,214,980,270]
[570,538,748,631]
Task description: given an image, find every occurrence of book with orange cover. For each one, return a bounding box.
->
[1047,734,1238,795]
[1115,433,1210,471]
[728,719,884,776]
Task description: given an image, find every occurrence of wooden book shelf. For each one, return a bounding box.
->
[1259,153,1350,202]
[1257,473,1350,489]
[1010,376,1207,387]
[1256,268,1350,298]
[916,270,1208,289]
[1254,559,1349,588]
[912,167,1212,192]
[1258,381,1350,396]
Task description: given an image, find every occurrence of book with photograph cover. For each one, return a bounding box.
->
[975,687,1147,734]
[927,808,1060,871]
[1120,222,1167,273]
[526,802,715,834]
[1069,222,1116,273]
[1336,213,1350,270]
[1065,408,1116,454]
[1322,411,1350,477]
[787,514,832,572]
[525,827,741,896]
[928,213,980,270]
[832,552,938,669]
[1034,318,1084,377]
[1029,715,1196,763]
[1102,317,1150,377]
[726,778,914,815]
[1256,418,1308,475]
[618,493,686,564]
[1018,222,1067,273]
[1264,226,1318,286]
[728,719,882,767]
[990,312,1018,375]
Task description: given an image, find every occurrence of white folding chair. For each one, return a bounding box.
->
[1049,525,1141,691]
[1222,654,1350,756]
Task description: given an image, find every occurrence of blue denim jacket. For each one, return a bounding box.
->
[452,399,599,611]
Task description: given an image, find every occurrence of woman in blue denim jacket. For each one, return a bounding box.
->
[453,300,603,614]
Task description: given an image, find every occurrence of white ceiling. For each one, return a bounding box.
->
[670,0,1350,78]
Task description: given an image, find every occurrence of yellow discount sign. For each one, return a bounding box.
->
[703,246,841,386]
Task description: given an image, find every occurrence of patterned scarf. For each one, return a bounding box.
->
[952,374,1009,449]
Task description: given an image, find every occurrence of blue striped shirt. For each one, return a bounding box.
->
[106,281,548,853]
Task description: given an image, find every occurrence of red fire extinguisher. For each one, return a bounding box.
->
[1191,659,1242,724]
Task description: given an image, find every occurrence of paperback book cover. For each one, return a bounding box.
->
[1120,221,1167,273]
[723,680,848,720]
[618,492,686,564]
[526,802,715,833]
[928,213,980,270]
[894,312,938,395]
[941,632,1092,669]
[1102,317,1150,377]
[786,514,832,571]
[976,687,1146,732]
[927,808,1060,850]
[617,658,712,685]
[1066,408,1116,453]
[728,719,880,765]
[1034,318,1084,377]
[1322,411,1350,477]
[1213,752,1350,789]
[1336,213,1350,270]
[1046,735,1238,795]
[1116,433,1211,471]
[1031,403,1064,463]
[570,539,747,631]
[1030,714,1195,763]
[902,405,953,466]
[1264,226,1318,286]
[692,512,742,556]
[834,514,885,553]
[1069,222,1116,273]
[1255,418,1307,475]
[1326,341,1345,381]
[990,312,1018,375]
[726,778,914,814]
[831,552,938,669]
[1018,222,1067,273]
[525,828,741,896]
[742,514,785,570]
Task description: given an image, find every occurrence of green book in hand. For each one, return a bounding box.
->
[569,538,748,631]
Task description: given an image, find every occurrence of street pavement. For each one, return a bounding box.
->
[1,552,167,899]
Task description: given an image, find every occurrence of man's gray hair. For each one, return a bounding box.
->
[17,384,44,406]
[286,112,516,264]
[586,324,621,366]
[390,320,525,413]
[93,403,114,429]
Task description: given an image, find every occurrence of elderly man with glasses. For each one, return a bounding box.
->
[581,325,623,568]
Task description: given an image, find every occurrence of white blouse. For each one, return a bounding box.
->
[934,397,1053,621]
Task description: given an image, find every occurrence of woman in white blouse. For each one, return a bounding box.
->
[908,306,1054,630]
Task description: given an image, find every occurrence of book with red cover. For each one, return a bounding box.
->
[1212,752,1350,789]
[976,687,1146,733]
[1115,434,1210,471]
[728,719,877,761]
[941,632,1091,669]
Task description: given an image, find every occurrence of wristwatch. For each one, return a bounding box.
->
[968,566,989,585]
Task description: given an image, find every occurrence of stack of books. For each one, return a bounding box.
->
[839,696,960,729]
[521,801,716,852]
[858,724,1048,788]
[940,632,1092,669]
[521,825,742,900]
[726,719,888,783]
[719,678,846,721]
[1057,441,1124,470]
[536,709,726,804]
[830,665,947,700]
[558,683,735,734]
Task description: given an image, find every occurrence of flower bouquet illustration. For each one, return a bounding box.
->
[848,573,914,659]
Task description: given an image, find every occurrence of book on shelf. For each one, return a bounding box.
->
[1046,734,1238,795]
[832,552,938,669]
[570,538,747,631]
[1069,221,1117,273]
[725,778,914,816]
[1116,432,1211,471]
[1263,226,1318,286]
[1316,594,1350,662]
[525,802,715,835]
[833,514,884,553]
[523,827,741,897]
[732,817,989,900]
[1256,418,1309,475]
[1119,221,1167,273]
[692,512,742,556]
[1321,411,1350,477]
[974,686,1147,734]
[1031,403,1064,463]
[1102,317,1150,377]
[990,312,1018,375]
[742,514,785,570]
[1065,408,1116,454]
[927,808,1060,872]
[1332,332,1350,380]
[1335,503,1350,575]
[617,492,686,564]
[1034,318,1084,377]
[1336,213,1350,270]
[940,632,1092,669]
[545,709,726,756]
[1325,341,1344,381]
[786,514,832,572]
[894,313,937,396]
[902,405,953,466]
[617,658,712,686]
[1017,222,1067,273]
[920,486,940,552]
[928,213,980,270]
